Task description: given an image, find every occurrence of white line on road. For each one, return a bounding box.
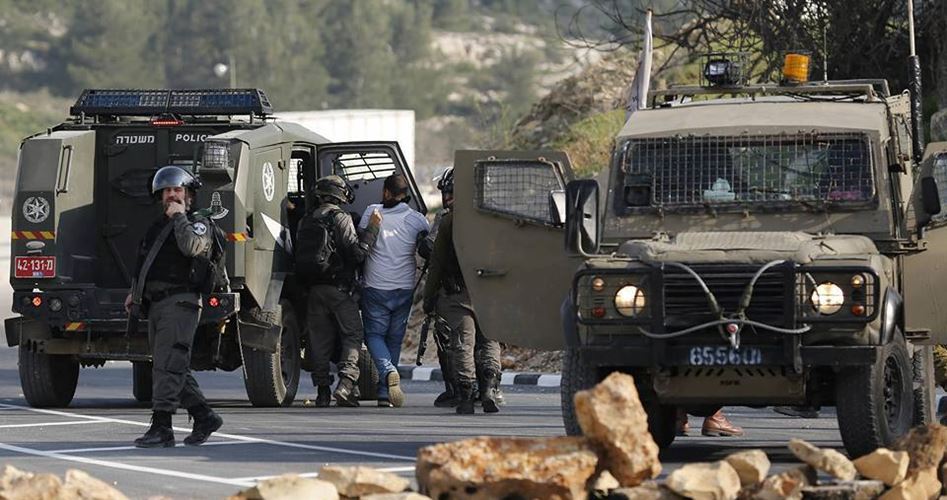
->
[50,440,248,454]
[0,442,254,488]
[0,420,107,429]
[0,402,417,461]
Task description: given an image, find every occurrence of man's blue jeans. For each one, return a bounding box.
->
[361,287,414,399]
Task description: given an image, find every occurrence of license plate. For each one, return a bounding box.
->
[688,345,763,366]
[14,256,56,279]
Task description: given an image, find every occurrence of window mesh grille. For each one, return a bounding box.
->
[620,133,874,209]
[475,160,562,224]
[334,151,396,182]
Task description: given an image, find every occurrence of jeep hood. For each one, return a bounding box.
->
[619,232,878,264]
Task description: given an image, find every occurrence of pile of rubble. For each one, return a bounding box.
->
[8,372,947,499]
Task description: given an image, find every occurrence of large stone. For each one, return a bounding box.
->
[931,108,947,143]
[788,439,857,481]
[416,436,599,500]
[229,474,339,500]
[592,470,620,494]
[799,480,885,500]
[852,448,909,486]
[893,423,947,477]
[0,465,63,500]
[750,466,816,500]
[724,450,770,487]
[665,461,741,500]
[574,372,661,487]
[61,469,129,500]
[878,467,941,500]
[318,466,410,497]
[609,482,683,499]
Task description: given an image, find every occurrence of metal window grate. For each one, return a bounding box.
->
[621,133,874,209]
[334,152,396,182]
[932,156,947,222]
[475,159,563,224]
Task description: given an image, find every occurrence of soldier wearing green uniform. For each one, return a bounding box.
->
[422,168,501,414]
[125,166,223,448]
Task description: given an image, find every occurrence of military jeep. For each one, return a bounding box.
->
[454,77,947,457]
[7,89,425,408]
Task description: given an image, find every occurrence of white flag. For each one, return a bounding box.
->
[625,10,653,120]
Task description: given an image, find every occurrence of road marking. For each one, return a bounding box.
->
[51,440,247,454]
[0,420,105,429]
[411,367,434,381]
[230,465,417,483]
[0,402,417,461]
[0,442,254,488]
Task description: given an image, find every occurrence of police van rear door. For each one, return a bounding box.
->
[315,141,427,218]
[97,124,233,289]
[452,150,577,350]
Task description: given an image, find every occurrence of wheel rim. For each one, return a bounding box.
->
[883,356,904,427]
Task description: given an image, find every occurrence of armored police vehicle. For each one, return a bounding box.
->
[453,55,943,457]
[7,89,424,408]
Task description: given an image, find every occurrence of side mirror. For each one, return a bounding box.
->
[564,179,600,256]
[921,176,942,216]
[548,189,566,226]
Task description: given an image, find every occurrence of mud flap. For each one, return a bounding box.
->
[237,320,280,353]
[5,317,52,347]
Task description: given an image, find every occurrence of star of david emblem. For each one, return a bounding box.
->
[262,162,275,202]
[22,196,50,224]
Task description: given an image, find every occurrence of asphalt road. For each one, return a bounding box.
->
[0,215,861,499]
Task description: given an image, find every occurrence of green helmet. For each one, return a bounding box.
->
[314,175,354,205]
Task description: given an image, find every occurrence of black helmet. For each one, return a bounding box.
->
[434,167,453,193]
[151,165,201,195]
[314,175,354,205]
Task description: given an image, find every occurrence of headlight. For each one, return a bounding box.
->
[48,297,62,312]
[810,282,844,315]
[615,285,646,317]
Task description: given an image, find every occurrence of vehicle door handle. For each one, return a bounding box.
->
[476,268,507,278]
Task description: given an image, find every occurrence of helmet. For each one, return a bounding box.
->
[151,165,201,195]
[314,175,354,205]
[434,166,453,193]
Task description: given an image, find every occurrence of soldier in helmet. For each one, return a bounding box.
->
[296,175,381,407]
[125,165,222,448]
[422,167,502,414]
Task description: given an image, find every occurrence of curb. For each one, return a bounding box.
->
[397,365,561,387]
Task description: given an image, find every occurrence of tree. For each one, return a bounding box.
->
[63,0,165,90]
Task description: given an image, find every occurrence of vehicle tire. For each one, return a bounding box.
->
[912,345,935,425]
[357,347,379,401]
[242,300,301,407]
[19,346,79,408]
[132,361,153,403]
[836,332,914,458]
[642,399,677,449]
[560,346,599,436]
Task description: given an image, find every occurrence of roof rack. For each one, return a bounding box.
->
[650,80,889,106]
[70,89,274,117]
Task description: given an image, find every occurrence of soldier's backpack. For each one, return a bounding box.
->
[295,208,339,278]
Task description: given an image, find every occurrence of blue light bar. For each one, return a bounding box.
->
[70,89,273,116]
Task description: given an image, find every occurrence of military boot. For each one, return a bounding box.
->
[456,384,476,415]
[433,381,459,408]
[314,385,332,408]
[333,377,360,407]
[134,411,175,448]
[184,405,223,446]
[480,370,501,414]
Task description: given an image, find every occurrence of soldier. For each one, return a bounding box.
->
[422,167,502,414]
[125,165,222,448]
[296,175,381,407]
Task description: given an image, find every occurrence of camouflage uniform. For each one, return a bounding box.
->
[934,345,947,389]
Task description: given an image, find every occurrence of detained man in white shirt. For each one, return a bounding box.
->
[358,174,430,407]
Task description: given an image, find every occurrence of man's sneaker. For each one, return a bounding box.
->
[314,385,331,408]
[377,399,394,408]
[183,408,223,446]
[386,371,405,408]
[773,406,820,419]
[134,411,175,448]
[333,377,360,407]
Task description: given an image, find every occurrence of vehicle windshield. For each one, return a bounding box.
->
[618,133,874,211]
